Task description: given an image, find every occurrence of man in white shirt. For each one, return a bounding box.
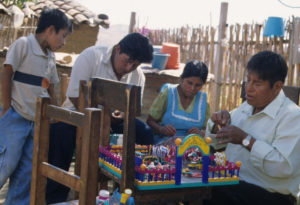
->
[204,51,300,205]
[47,33,154,204]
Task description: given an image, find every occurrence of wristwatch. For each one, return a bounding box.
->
[242,135,252,147]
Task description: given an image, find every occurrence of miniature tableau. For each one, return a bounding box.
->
[98,134,241,190]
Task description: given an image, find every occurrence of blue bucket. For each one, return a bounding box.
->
[263,17,284,37]
[152,52,170,70]
[153,45,162,53]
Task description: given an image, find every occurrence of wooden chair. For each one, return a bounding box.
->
[59,73,70,106]
[89,77,211,205]
[241,81,300,104]
[30,96,101,205]
[59,73,89,182]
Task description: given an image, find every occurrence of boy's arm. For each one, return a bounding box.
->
[1,65,13,117]
[47,84,57,106]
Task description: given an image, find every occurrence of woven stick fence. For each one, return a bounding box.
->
[138,19,299,111]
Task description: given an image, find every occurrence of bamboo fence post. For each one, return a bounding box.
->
[1,15,9,48]
[204,27,209,65]
[211,2,228,113]
[208,27,216,106]
[232,24,241,108]
[297,64,300,87]
[128,12,136,33]
[249,24,255,58]
[221,48,229,110]
[278,36,284,55]
[274,36,278,53]
[255,24,262,53]
[0,15,5,49]
[241,24,249,79]
[262,36,268,50]
[196,28,202,60]
[227,25,234,110]
[6,16,14,47]
[288,18,295,85]
[236,24,249,106]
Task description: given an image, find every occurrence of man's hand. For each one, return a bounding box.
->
[211,110,231,129]
[216,125,247,144]
[111,110,125,124]
[159,125,176,137]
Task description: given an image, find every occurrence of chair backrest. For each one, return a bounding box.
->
[60,73,89,178]
[30,97,101,205]
[241,81,300,104]
[89,77,141,192]
[60,73,70,106]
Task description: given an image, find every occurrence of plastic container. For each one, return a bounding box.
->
[161,42,180,69]
[153,45,162,53]
[117,134,123,145]
[110,134,118,145]
[152,52,170,70]
[263,16,284,37]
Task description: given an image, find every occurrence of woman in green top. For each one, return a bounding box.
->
[147,60,210,144]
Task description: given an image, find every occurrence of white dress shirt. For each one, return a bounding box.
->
[207,90,300,197]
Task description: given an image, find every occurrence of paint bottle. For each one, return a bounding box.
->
[96,189,109,205]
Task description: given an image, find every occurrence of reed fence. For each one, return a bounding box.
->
[0,13,37,49]
[1,12,299,112]
[138,18,300,111]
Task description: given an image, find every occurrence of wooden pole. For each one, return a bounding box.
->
[211,2,228,113]
[128,12,136,33]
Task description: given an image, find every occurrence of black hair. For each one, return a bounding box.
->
[246,50,287,87]
[181,60,208,83]
[36,8,73,34]
[118,32,153,63]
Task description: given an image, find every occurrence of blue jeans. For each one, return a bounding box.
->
[0,107,34,205]
[46,122,76,204]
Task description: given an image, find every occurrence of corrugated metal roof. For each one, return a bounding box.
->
[0,0,109,28]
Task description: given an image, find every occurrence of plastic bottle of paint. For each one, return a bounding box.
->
[96,189,110,205]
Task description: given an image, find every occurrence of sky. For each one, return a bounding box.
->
[77,0,300,29]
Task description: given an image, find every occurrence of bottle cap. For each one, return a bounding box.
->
[99,189,110,198]
[124,188,132,195]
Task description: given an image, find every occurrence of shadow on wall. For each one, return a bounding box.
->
[96,24,129,47]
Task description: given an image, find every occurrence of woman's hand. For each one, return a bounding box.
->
[160,125,176,136]
[188,127,205,136]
